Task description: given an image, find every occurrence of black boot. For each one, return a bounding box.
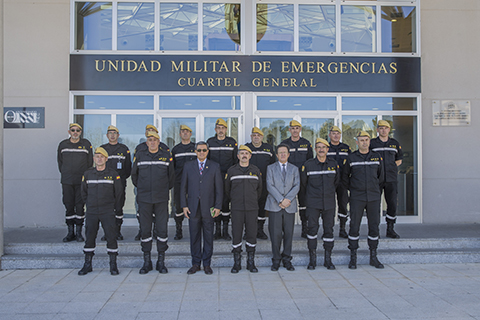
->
[370,249,384,269]
[323,250,335,270]
[75,225,85,242]
[348,249,357,269]
[307,249,316,270]
[63,225,76,242]
[386,222,400,239]
[301,221,307,239]
[78,252,94,275]
[109,253,119,275]
[246,251,258,273]
[282,255,295,271]
[134,229,141,241]
[156,253,168,274]
[214,221,222,240]
[139,252,153,274]
[339,217,348,239]
[231,251,242,274]
[174,220,183,240]
[222,220,232,240]
[101,235,107,241]
[117,225,124,241]
[257,220,268,240]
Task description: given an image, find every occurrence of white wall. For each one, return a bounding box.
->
[3,0,70,227]
[421,0,480,223]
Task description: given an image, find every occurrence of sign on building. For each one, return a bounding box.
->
[4,107,45,129]
[432,100,470,126]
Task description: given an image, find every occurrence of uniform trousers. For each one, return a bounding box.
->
[381,182,398,223]
[214,195,231,224]
[257,182,268,220]
[348,199,380,250]
[306,207,335,251]
[118,179,127,216]
[173,181,185,223]
[298,192,307,223]
[62,184,85,225]
[336,184,349,219]
[231,209,258,252]
[188,202,214,267]
[268,209,295,261]
[83,213,118,254]
[138,202,169,253]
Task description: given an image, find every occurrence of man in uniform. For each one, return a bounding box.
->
[225,145,262,273]
[281,120,313,238]
[78,147,123,276]
[207,118,237,240]
[131,131,175,274]
[301,138,339,270]
[57,123,93,242]
[181,141,223,275]
[265,144,300,271]
[327,126,352,238]
[370,120,403,238]
[245,127,276,239]
[133,124,170,241]
[135,124,170,155]
[342,131,385,269]
[100,125,131,241]
[171,125,197,241]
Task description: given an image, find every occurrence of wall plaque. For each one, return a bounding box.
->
[4,107,45,129]
[432,100,470,126]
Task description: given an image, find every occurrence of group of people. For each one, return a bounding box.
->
[56,117,403,276]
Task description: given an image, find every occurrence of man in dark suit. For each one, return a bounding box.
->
[181,141,223,275]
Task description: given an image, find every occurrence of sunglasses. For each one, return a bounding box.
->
[70,129,81,132]
[196,149,208,152]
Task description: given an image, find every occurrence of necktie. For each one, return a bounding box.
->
[282,164,286,179]
[200,162,204,175]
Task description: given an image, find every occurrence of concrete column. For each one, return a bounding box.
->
[0,0,4,259]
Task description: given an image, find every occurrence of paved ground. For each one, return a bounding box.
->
[1,263,480,320]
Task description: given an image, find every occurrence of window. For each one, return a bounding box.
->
[73,1,418,55]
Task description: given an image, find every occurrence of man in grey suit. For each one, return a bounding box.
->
[181,141,223,275]
[265,144,300,271]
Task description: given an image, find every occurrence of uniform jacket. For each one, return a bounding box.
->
[101,142,132,182]
[81,167,123,217]
[281,137,313,169]
[245,142,276,178]
[265,162,300,214]
[180,159,223,217]
[369,137,403,183]
[57,138,93,185]
[342,150,384,201]
[207,135,238,174]
[327,142,351,172]
[172,142,197,185]
[225,164,262,211]
[131,148,175,204]
[301,157,339,210]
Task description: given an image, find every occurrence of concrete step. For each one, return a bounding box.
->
[3,248,480,270]
[4,237,480,255]
[3,224,480,269]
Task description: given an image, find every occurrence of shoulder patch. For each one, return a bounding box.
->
[302,166,305,172]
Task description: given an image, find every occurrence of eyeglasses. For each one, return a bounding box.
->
[70,129,81,132]
[196,149,208,153]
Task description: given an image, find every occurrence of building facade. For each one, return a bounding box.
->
[2,0,479,228]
